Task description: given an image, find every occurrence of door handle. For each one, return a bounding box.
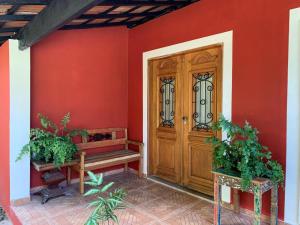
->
[182,116,188,124]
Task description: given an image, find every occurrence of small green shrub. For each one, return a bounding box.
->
[17,113,88,167]
[0,206,6,222]
[85,171,126,225]
[207,115,284,190]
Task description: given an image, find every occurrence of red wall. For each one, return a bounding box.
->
[127,0,300,220]
[0,41,10,209]
[31,27,129,187]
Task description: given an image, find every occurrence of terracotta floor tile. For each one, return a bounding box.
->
[114,207,155,225]
[12,172,265,225]
[138,197,188,220]
[162,200,212,225]
[140,183,177,198]
[125,189,158,206]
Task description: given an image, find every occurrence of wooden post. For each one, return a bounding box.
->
[270,184,278,225]
[79,152,86,194]
[253,185,262,225]
[214,174,221,225]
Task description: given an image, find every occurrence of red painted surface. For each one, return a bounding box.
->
[7,207,22,225]
[0,41,10,209]
[30,27,129,187]
[127,0,300,220]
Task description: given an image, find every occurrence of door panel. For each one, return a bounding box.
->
[190,144,213,181]
[149,56,183,184]
[157,138,176,173]
[182,46,222,196]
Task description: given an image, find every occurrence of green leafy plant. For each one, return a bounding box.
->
[207,115,284,190]
[85,171,126,225]
[17,113,88,167]
[0,206,6,222]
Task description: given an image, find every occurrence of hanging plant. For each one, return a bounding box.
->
[17,113,88,167]
[207,115,284,190]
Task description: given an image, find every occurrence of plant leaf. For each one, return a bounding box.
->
[84,189,100,196]
[101,182,114,192]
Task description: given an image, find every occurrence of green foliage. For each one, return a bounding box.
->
[17,113,88,167]
[207,115,284,190]
[0,206,6,222]
[85,171,126,225]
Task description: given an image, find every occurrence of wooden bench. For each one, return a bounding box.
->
[70,128,143,194]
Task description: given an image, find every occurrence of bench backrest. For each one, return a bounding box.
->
[76,128,128,151]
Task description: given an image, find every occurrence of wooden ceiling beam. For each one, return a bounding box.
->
[128,0,199,28]
[121,5,159,24]
[79,5,118,26]
[0,5,20,29]
[0,7,181,23]
[0,14,34,21]
[98,1,189,6]
[16,0,105,50]
[0,0,49,4]
[62,21,136,30]
[0,27,19,32]
[79,11,175,19]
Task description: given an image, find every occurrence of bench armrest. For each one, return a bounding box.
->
[126,140,144,178]
[126,140,144,147]
[126,140,144,158]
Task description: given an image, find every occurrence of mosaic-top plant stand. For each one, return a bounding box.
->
[213,171,278,225]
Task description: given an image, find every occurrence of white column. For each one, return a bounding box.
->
[9,40,31,202]
[285,7,300,225]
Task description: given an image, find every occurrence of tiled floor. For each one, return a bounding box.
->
[13,172,264,225]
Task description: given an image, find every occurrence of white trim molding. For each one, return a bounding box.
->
[9,39,31,202]
[285,7,300,225]
[142,30,233,202]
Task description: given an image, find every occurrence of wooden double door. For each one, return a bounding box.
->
[149,45,223,196]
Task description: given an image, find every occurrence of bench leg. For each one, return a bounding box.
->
[124,163,128,172]
[67,167,71,185]
[80,169,85,195]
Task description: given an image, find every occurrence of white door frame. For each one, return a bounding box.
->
[142,30,233,202]
[285,7,300,225]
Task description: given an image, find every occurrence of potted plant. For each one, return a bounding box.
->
[17,113,88,167]
[207,115,284,190]
[84,171,126,225]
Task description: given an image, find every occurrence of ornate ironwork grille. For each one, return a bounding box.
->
[159,77,175,128]
[192,71,214,131]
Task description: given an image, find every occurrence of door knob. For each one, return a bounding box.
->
[182,116,188,124]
